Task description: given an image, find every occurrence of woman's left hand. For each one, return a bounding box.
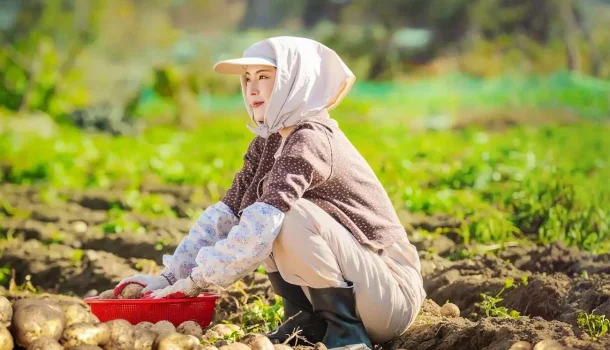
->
[146,277,202,299]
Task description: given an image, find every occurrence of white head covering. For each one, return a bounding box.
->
[213,36,355,138]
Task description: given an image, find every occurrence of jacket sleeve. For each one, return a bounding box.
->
[189,202,285,288]
[220,136,265,215]
[160,201,238,284]
[256,127,332,212]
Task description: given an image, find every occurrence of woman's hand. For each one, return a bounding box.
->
[146,277,202,299]
[113,274,171,297]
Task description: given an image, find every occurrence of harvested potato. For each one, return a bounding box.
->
[134,329,157,350]
[154,332,200,350]
[218,342,250,350]
[313,343,327,350]
[91,314,101,324]
[440,303,460,318]
[274,345,292,350]
[209,324,243,337]
[0,297,11,328]
[177,321,203,339]
[215,340,232,347]
[151,320,176,335]
[249,336,274,350]
[136,321,154,331]
[26,336,63,350]
[62,302,94,327]
[0,327,14,350]
[120,284,144,299]
[510,341,533,350]
[12,300,66,347]
[533,340,565,350]
[239,333,257,346]
[202,330,220,342]
[196,346,219,350]
[98,291,117,300]
[273,345,292,350]
[103,319,135,350]
[61,322,111,348]
[73,346,104,350]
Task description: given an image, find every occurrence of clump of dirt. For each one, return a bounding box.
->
[423,255,526,318]
[500,242,610,276]
[387,299,608,350]
[0,238,139,295]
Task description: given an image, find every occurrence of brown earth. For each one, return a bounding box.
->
[1,183,609,349]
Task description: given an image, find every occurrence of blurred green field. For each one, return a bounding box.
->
[2,72,609,254]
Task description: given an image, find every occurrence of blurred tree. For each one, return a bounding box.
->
[0,0,102,116]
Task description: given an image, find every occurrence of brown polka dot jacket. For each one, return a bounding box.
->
[221,113,406,251]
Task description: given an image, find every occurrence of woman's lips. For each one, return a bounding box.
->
[252,102,264,108]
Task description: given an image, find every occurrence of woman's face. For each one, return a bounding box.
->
[244,65,276,123]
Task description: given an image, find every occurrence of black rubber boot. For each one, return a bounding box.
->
[266,272,327,345]
[308,282,372,350]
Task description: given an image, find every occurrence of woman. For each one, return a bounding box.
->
[114,36,425,350]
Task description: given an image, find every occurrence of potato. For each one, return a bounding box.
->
[61,322,111,348]
[134,329,157,350]
[440,303,460,318]
[510,341,533,350]
[249,336,274,350]
[26,336,63,350]
[103,319,135,350]
[239,333,257,346]
[151,320,176,335]
[209,324,243,337]
[202,330,220,342]
[62,302,94,327]
[196,346,219,350]
[0,297,11,328]
[0,327,14,350]
[218,342,250,350]
[98,290,117,300]
[273,345,292,350]
[135,321,154,332]
[12,300,66,347]
[120,284,144,299]
[533,340,565,350]
[154,331,200,350]
[313,342,327,350]
[177,321,203,339]
[91,313,101,324]
[73,346,104,350]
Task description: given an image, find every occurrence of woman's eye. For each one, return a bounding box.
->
[259,75,267,80]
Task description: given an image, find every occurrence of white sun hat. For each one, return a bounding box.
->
[213,40,277,75]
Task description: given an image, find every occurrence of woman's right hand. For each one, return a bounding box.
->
[113,274,171,297]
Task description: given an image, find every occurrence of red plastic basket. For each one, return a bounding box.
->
[84,292,220,328]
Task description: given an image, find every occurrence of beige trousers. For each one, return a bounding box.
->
[263,199,426,344]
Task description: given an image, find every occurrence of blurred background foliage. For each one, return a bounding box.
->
[0,0,609,132]
[0,0,609,252]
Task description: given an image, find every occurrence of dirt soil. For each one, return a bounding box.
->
[1,183,609,350]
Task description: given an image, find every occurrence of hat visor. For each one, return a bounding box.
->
[213,57,276,75]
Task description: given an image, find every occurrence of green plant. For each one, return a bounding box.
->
[241,296,284,334]
[480,278,521,319]
[577,312,610,340]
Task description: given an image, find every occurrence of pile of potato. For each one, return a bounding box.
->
[0,294,294,350]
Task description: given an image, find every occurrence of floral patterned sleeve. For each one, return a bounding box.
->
[160,201,239,284]
[188,202,285,288]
